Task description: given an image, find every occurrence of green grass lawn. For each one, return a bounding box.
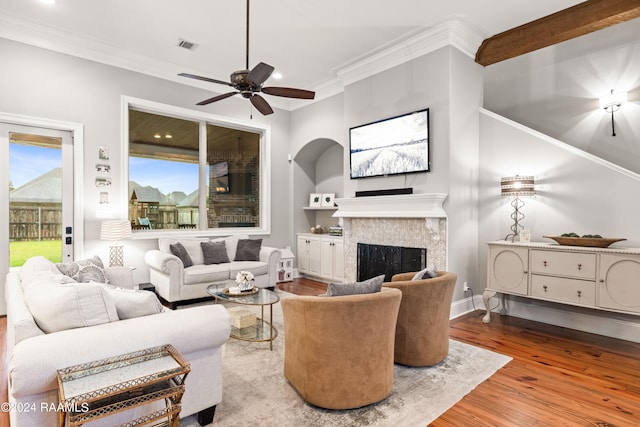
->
[10,240,62,267]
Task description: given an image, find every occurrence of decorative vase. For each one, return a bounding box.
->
[238,280,254,291]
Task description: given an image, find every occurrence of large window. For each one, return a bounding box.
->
[125,97,270,235]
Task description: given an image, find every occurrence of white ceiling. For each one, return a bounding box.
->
[0,0,584,110]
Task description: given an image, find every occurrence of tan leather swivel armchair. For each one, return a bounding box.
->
[281,287,402,409]
[383,271,457,366]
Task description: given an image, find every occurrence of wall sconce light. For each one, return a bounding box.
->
[501,175,536,242]
[599,90,627,136]
[100,220,132,267]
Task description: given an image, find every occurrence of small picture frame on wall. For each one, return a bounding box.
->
[98,146,109,160]
[322,193,335,207]
[99,191,110,204]
[96,163,110,174]
[309,193,322,207]
[520,229,531,242]
[95,177,112,187]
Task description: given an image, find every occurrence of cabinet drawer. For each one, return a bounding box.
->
[531,274,595,306]
[530,250,596,279]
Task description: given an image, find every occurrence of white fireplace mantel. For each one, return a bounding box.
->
[333,193,448,218]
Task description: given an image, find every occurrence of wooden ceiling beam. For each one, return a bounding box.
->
[475,0,640,66]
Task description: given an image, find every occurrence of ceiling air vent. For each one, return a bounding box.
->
[177,39,198,51]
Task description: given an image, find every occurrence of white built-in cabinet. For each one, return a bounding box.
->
[296,233,344,283]
[484,241,640,323]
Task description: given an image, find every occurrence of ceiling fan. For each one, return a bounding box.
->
[178,0,315,115]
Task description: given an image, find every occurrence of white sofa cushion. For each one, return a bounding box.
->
[211,234,248,263]
[97,284,164,319]
[24,281,119,333]
[184,264,230,285]
[229,261,268,278]
[159,237,209,265]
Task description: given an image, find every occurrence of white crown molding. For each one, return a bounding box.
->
[332,19,484,88]
[1,12,483,112]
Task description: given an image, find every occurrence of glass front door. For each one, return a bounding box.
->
[1,123,74,282]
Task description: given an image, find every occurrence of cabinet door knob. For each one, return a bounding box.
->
[523,270,528,274]
[577,290,582,297]
[543,261,547,267]
[577,263,582,270]
[599,279,604,283]
[543,285,548,292]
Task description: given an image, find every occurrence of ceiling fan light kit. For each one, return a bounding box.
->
[178,0,314,115]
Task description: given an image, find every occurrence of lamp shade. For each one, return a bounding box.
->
[100,220,132,241]
[501,175,535,197]
[599,91,627,111]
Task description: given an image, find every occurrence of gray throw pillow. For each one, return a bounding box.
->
[56,255,110,284]
[201,241,230,264]
[170,242,193,268]
[412,266,438,280]
[234,239,262,261]
[324,274,385,297]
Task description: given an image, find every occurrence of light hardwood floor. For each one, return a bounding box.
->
[2,278,638,426]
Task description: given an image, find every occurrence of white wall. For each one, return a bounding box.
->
[343,48,452,197]
[484,18,640,174]
[479,109,640,340]
[0,38,293,284]
[296,46,484,300]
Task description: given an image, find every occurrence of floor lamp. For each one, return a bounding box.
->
[501,175,535,242]
[100,220,132,267]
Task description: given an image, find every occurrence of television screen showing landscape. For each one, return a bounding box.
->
[349,108,429,179]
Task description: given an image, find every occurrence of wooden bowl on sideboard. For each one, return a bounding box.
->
[543,236,627,248]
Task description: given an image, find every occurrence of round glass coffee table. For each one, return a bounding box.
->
[206,285,280,350]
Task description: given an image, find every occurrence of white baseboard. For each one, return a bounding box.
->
[451,294,640,343]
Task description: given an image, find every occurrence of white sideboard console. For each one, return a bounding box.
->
[296,233,344,283]
[483,241,640,323]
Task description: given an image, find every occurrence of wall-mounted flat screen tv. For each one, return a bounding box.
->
[349,108,429,179]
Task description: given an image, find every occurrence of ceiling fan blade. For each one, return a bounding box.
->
[248,62,275,86]
[196,91,239,105]
[178,73,234,87]
[262,86,315,99]
[250,94,274,115]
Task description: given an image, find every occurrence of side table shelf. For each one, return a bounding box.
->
[57,344,190,427]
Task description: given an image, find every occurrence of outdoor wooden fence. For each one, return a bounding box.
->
[9,205,62,241]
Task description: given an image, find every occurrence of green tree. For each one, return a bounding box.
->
[9,181,14,191]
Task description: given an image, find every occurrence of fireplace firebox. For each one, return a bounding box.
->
[357,243,426,282]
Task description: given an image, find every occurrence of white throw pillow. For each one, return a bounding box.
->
[23,282,119,333]
[98,283,164,319]
[19,256,60,283]
[159,237,209,265]
[20,271,76,293]
[211,234,249,262]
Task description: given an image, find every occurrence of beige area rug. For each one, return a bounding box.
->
[181,290,511,427]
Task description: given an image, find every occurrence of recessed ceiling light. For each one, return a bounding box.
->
[165,134,173,139]
[154,134,161,139]
[272,72,283,80]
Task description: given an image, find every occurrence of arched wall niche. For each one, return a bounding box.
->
[292,137,344,236]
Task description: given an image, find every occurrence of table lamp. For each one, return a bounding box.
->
[100,220,132,267]
[501,175,535,242]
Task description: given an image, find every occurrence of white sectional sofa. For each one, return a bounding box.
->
[5,256,230,427]
[144,234,281,308]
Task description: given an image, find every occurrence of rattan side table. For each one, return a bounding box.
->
[56,344,189,427]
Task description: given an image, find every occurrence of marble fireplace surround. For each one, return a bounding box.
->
[333,194,448,282]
